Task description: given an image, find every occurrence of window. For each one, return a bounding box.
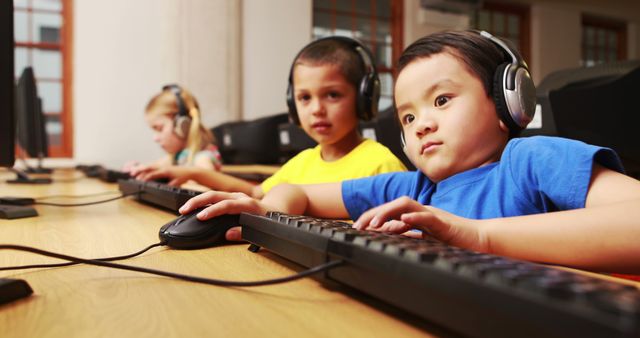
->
[472,2,530,66]
[312,0,404,112]
[582,16,626,67]
[14,0,72,157]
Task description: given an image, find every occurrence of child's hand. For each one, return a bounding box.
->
[352,197,489,253]
[122,160,140,173]
[128,164,156,177]
[136,166,192,186]
[179,191,269,242]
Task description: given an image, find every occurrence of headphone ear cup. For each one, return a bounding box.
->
[492,63,520,132]
[174,116,191,139]
[358,73,380,121]
[286,82,300,125]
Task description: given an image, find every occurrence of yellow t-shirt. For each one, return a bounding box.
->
[261,138,407,193]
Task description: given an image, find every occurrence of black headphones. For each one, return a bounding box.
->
[286,36,380,125]
[400,31,536,150]
[162,84,191,139]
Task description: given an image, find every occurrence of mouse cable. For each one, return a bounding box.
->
[0,244,345,287]
[33,192,138,207]
[34,190,121,200]
[0,241,166,271]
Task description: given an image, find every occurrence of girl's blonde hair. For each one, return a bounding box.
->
[145,86,215,165]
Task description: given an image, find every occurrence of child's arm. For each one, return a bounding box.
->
[180,182,348,219]
[355,164,640,274]
[136,166,261,198]
[178,182,349,241]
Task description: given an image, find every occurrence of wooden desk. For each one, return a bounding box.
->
[0,169,437,337]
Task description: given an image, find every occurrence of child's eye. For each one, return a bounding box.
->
[401,114,415,125]
[434,95,450,107]
[297,94,311,102]
[327,91,341,99]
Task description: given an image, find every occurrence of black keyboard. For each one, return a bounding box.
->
[239,212,640,338]
[118,179,201,214]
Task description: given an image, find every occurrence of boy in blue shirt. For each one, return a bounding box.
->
[180,30,640,274]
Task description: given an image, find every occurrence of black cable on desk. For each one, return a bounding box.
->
[0,244,344,287]
[34,190,121,200]
[33,192,137,207]
[0,242,165,271]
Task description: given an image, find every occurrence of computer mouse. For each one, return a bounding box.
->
[159,209,240,249]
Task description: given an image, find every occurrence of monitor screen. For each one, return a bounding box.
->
[528,60,640,178]
[16,66,49,159]
[0,0,15,168]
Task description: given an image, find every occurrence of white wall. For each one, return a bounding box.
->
[73,0,240,168]
[241,0,312,120]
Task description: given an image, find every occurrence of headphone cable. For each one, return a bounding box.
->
[33,192,137,207]
[34,190,121,200]
[0,241,166,271]
[0,244,344,287]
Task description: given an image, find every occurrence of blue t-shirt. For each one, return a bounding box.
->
[342,136,624,220]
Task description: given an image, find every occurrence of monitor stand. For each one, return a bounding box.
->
[20,156,53,174]
[5,168,52,184]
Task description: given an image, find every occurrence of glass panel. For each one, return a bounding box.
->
[335,0,352,13]
[379,72,393,97]
[376,20,390,42]
[476,10,490,31]
[596,29,605,47]
[45,114,62,147]
[355,16,372,39]
[376,0,391,18]
[334,14,353,37]
[492,12,504,35]
[609,31,617,49]
[314,0,334,10]
[584,27,594,47]
[33,49,62,79]
[313,10,333,31]
[14,10,29,42]
[507,14,519,35]
[608,49,617,62]
[33,0,62,11]
[597,46,605,62]
[14,47,29,78]
[585,48,594,63]
[14,0,29,8]
[312,27,333,39]
[374,43,392,68]
[354,0,372,15]
[379,95,392,112]
[37,81,62,113]
[31,12,62,44]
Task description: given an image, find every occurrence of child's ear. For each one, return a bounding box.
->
[498,120,509,133]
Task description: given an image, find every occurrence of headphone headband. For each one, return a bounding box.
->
[162,84,187,117]
[162,84,191,139]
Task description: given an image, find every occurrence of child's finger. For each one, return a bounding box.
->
[179,190,229,214]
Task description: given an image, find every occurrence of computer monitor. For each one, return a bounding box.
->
[0,0,15,168]
[15,66,51,173]
[211,113,290,165]
[524,60,640,178]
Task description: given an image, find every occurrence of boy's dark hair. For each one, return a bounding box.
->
[397,30,527,137]
[295,38,366,90]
